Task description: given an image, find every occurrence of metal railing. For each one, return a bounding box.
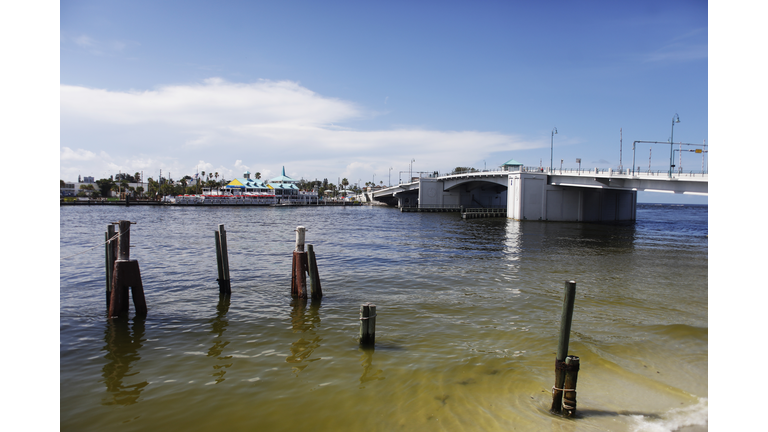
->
[400,204,508,210]
[523,166,707,178]
[463,207,506,213]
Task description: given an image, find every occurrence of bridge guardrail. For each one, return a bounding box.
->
[522,166,707,178]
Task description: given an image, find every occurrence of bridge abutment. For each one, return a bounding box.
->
[507,173,637,222]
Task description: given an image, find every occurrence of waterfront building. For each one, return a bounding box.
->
[223,171,272,195]
[268,166,300,198]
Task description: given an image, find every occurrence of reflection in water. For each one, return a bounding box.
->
[208,295,232,384]
[504,220,522,263]
[358,347,385,388]
[101,316,148,405]
[286,299,322,375]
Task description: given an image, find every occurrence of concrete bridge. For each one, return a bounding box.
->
[371,168,707,222]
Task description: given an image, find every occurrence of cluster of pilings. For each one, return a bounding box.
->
[102,221,582,418]
[290,226,322,300]
[105,220,147,318]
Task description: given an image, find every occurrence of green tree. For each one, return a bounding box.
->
[147,177,158,198]
[95,178,115,198]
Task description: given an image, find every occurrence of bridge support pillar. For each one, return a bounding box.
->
[507,173,636,222]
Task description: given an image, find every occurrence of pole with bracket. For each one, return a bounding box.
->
[291,227,308,299]
[551,280,576,414]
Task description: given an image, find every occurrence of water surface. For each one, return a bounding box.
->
[60,204,707,431]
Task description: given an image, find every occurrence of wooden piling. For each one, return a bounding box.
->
[295,226,306,252]
[292,251,308,299]
[117,220,131,260]
[562,356,580,418]
[307,244,322,299]
[107,220,147,318]
[290,226,309,299]
[109,260,148,317]
[215,231,224,282]
[105,224,116,308]
[215,224,231,295]
[551,280,577,414]
[359,303,376,347]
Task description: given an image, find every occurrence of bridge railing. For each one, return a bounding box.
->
[524,166,708,178]
[463,207,507,213]
[400,204,461,210]
[390,167,708,186]
[400,204,508,210]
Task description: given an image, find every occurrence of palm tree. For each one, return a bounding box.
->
[147,177,158,198]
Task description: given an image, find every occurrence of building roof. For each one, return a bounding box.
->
[225,178,269,189]
[271,183,299,190]
[268,166,297,184]
[502,158,523,166]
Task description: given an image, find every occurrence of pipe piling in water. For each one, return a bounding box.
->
[551,280,577,415]
[215,224,231,295]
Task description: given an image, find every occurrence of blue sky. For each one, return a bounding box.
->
[57,0,708,203]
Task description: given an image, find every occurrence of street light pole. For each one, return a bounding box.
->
[410,159,415,182]
[669,113,680,177]
[550,127,558,173]
[389,167,392,186]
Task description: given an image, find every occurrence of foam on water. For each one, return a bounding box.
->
[629,397,708,432]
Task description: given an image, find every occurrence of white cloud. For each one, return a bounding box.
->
[60,147,97,161]
[67,34,139,56]
[61,78,360,127]
[60,78,543,183]
[73,35,96,47]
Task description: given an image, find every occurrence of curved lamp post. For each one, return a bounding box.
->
[550,127,558,173]
[669,113,680,177]
[409,159,415,181]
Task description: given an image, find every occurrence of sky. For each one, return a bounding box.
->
[56,0,709,203]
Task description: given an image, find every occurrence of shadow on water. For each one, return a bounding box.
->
[208,294,232,384]
[286,298,323,375]
[358,346,385,388]
[101,316,148,406]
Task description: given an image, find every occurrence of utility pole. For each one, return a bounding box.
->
[619,128,623,171]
